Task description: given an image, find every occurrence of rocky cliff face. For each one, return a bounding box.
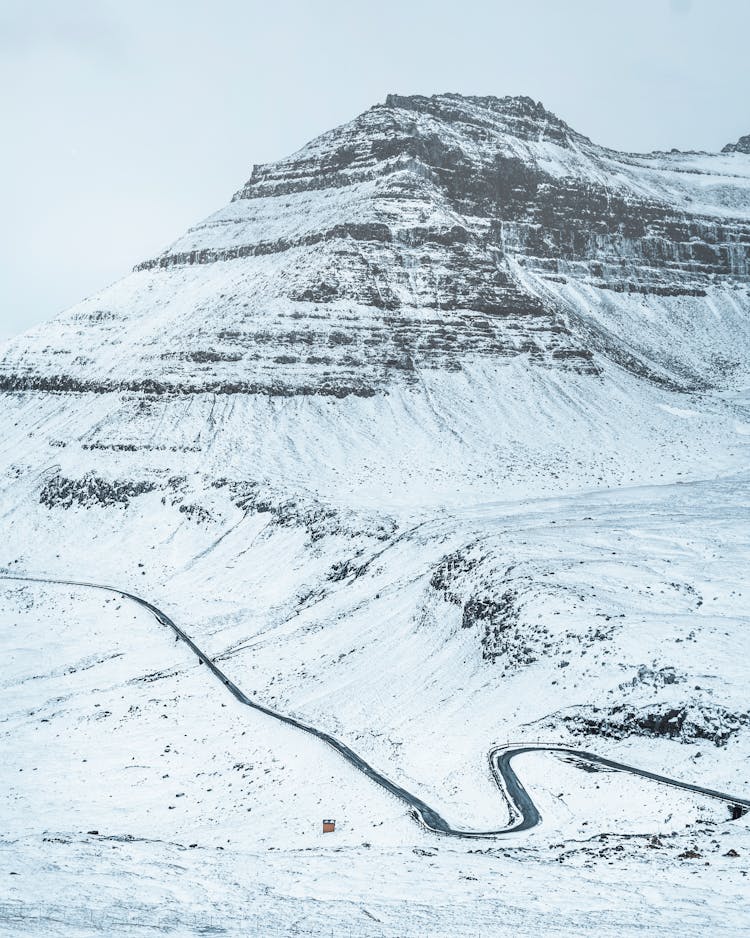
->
[2,93,749,399]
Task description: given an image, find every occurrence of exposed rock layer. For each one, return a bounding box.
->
[2,93,749,396]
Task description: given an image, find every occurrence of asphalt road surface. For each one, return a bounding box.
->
[4,572,749,838]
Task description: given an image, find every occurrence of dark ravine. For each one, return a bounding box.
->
[4,573,749,838]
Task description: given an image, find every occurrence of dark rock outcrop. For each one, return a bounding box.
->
[722,133,750,154]
[560,703,750,747]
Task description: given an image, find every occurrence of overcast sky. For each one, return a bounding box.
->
[1,0,749,340]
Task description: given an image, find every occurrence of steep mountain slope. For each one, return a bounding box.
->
[2,94,750,935]
[3,95,750,396]
[3,93,750,395]
[1,94,748,508]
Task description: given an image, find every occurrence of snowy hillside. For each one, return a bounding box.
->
[1,94,749,935]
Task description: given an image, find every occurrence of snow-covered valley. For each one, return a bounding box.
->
[2,93,749,935]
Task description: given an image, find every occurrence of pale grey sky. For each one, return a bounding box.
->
[1,0,748,340]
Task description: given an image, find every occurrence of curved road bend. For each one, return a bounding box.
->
[4,573,749,838]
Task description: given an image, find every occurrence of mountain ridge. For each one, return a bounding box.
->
[0,92,747,511]
[2,92,749,408]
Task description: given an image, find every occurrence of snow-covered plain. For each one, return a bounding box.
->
[1,94,750,935]
[2,474,749,934]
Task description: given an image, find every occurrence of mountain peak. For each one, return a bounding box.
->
[3,90,750,405]
[228,91,584,205]
[380,91,581,144]
[383,91,548,115]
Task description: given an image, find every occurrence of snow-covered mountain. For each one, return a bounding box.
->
[2,93,749,508]
[2,94,750,935]
[6,93,750,395]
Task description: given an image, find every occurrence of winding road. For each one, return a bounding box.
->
[4,572,749,838]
